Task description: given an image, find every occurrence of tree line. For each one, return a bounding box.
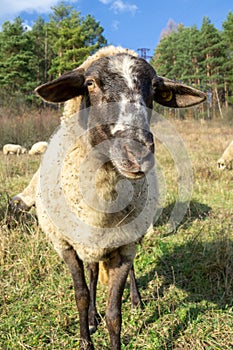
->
[0,2,106,108]
[151,14,233,118]
[0,2,233,119]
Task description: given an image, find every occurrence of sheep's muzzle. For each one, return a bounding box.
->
[217,158,233,170]
[217,158,226,170]
[112,128,155,179]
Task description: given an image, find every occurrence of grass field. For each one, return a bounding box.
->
[0,117,233,349]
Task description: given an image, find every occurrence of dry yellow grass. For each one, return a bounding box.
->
[0,117,233,349]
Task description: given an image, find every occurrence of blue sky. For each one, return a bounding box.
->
[0,0,232,55]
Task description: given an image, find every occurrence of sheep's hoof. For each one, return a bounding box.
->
[89,325,96,335]
[131,298,143,311]
[88,312,101,335]
[9,196,31,213]
[88,319,100,335]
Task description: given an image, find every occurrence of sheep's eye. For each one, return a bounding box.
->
[86,79,95,88]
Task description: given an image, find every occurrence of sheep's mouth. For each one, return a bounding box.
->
[115,155,154,179]
[111,139,155,179]
[118,168,145,179]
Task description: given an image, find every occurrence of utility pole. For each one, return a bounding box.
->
[137,48,152,61]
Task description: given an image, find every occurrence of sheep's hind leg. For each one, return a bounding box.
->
[88,263,100,334]
[62,248,94,350]
[129,265,143,310]
[106,252,134,350]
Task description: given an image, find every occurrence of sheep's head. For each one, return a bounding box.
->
[217,158,233,170]
[217,141,233,170]
[217,158,226,170]
[36,50,206,179]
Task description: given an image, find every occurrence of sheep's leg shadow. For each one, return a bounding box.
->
[129,265,143,310]
[62,248,94,350]
[106,253,133,350]
[88,262,100,334]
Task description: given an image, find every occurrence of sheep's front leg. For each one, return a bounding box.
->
[88,262,99,334]
[106,250,135,350]
[62,248,94,350]
[10,167,39,213]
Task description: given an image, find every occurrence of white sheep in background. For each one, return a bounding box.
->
[21,147,27,154]
[218,140,233,170]
[3,144,27,155]
[28,141,48,155]
[13,46,206,349]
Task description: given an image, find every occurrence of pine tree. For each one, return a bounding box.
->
[153,24,204,86]
[0,3,107,106]
[151,32,177,78]
[26,17,48,85]
[199,17,226,115]
[0,17,34,103]
[222,11,233,107]
[47,3,106,78]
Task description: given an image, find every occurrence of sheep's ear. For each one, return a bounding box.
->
[153,76,206,108]
[35,69,85,103]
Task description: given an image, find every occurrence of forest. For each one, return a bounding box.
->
[0,2,233,145]
[152,15,233,119]
[0,2,107,108]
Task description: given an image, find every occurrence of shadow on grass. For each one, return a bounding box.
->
[129,199,212,294]
[155,199,212,234]
[133,204,233,349]
[136,236,233,348]
[3,191,230,348]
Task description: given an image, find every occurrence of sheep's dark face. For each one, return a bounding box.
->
[84,54,155,179]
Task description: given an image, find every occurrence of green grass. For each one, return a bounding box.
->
[0,119,233,349]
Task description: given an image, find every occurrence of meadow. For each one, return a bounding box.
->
[0,116,233,349]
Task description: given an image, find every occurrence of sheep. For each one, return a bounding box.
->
[217,140,233,170]
[10,165,143,307]
[28,141,48,155]
[21,146,27,154]
[14,46,206,349]
[3,143,27,155]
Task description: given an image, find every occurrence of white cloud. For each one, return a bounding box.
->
[0,0,76,20]
[1,0,54,15]
[111,0,137,14]
[99,0,112,4]
[111,20,120,30]
[99,0,138,15]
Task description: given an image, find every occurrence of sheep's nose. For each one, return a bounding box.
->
[129,130,154,159]
[143,130,154,154]
[124,139,155,173]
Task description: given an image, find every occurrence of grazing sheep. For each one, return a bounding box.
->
[218,140,233,170]
[21,147,27,154]
[3,143,26,155]
[28,141,48,155]
[14,46,206,349]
